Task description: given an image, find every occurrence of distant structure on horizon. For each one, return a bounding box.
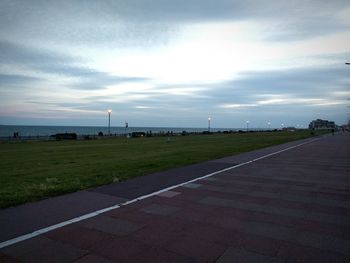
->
[308,119,335,129]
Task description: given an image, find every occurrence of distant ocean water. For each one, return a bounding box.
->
[0,125,241,137]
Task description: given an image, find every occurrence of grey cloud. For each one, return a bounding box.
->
[0,73,40,85]
[263,18,350,42]
[80,63,350,111]
[36,63,149,90]
[1,0,349,46]
[232,66,350,96]
[0,1,178,47]
[0,41,74,65]
[0,41,149,90]
[176,64,350,109]
[72,74,150,90]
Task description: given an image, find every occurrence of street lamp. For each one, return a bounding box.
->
[246,120,250,131]
[208,117,211,132]
[281,123,284,130]
[267,121,271,130]
[108,109,112,135]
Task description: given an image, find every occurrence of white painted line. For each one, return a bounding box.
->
[0,137,320,249]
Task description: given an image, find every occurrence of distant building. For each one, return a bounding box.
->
[308,119,335,129]
[282,126,296,131]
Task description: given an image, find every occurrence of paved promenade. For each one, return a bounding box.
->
[0,133,349,262]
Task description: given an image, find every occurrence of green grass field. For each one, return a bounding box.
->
[0,131,319,208]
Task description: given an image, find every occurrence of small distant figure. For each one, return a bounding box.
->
[167,137,170,142]
[331,129,334,136]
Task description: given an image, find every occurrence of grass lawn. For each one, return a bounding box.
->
[0,130,320,208]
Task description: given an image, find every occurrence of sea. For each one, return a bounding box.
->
[0,125,242,138]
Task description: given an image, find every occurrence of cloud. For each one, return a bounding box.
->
[219,103,257,109]
[0,41,73,65]
[0,41,149,90]
[1,0,349,48]
[230,65,350,97]
[134,105,154,109]
[0,73,40,85]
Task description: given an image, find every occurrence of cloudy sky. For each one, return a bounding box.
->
[0,0,349,128]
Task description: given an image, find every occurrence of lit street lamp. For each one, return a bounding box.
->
[246,120,250,131]
[281,123,284,130]
[208,117,211,132]
[267,121,271,130]
[108,109,112,135]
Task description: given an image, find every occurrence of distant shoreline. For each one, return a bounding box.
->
[0,124,266,137]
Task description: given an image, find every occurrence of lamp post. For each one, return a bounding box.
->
[267,121,271,130]
[125,121,128,137]
[208,117,211,132]
[281,123,284,130]
[246,120,249,131]
[108,109,112,135]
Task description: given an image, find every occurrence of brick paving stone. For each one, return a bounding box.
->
[305,212,350,227]
[0,253,20,263]
[291,231,350,256]
[239,220,350,256]
[156,190,181,198]
[202,211,243,231]
[171,206,214,224]
[295,219,350,239]
[45,224,115,250]
[266,198,349,216]
[216,247,284,263]
[170,201,218,224]
[1,236,87,263]
[199,196,350,227]
[165,233,227,263]
[277,241,348,263]
[144,195,190,208]
[89,236,152,263]
[175,191,206,202]
[241,234,282,257]
[78,215,144,236]
[218,207,297,228]
[182,183,202,189]
[129,217,187,247]
[129,247,193,263]
[199,196,307,219]
[107,202,186,226]
[73,254,116,263]
[175,189,208,202]
[241,221,295,242]
[202,177,219,182]
[1,236,49,258]
[106,207,158,225]
[180,185,251,203]
[140,203,180,216]
[180,221,243,248]
[199,180,350,209]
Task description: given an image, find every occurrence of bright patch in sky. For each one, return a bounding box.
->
[0,0,349,128]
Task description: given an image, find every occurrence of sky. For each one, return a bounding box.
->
[0,0,349,128]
